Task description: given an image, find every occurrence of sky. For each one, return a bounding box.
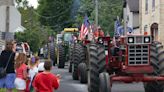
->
[27,0,38,8]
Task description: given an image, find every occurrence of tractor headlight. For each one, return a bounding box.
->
[128,37,134,43]
[98,38,103,44]
[144,37,150,43]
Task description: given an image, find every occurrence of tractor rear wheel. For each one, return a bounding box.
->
[68,44,74,73]
[69,61,72,73]
[88,44,99,92]
[72,44,85,80]
[98,45,106,73]
[57,45,65,68]
[72,60,79,80]
[157,43,164,92]
[144,42,164,92]
[144,82,161,92]
[49,42,56,66]
[87,44,106,92]
[150,42,160,74]
[78,63,87,83]
[99,72,111,92]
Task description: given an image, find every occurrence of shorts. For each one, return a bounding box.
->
[14,78,26,90]
[0,73,16,89]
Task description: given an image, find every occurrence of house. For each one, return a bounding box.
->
[123,0,140,34]
[139,0,160,41]
[124,0,164,43]
[0,0,24,52]
[159,0,164,44]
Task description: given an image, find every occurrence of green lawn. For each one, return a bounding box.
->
[0,89,17,92]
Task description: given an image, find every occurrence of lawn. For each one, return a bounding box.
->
[0,89,17,92]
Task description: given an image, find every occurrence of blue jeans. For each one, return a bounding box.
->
[0,73,16,89]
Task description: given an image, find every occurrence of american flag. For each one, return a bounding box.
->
[114,18,121,36]
[79,15,90,40]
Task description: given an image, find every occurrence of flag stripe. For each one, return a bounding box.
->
[79,15,90,40]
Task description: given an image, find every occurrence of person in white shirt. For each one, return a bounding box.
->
[38,62,45,72]
[28,57,38,91]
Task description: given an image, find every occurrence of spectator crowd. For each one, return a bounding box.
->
[0,40,60,92]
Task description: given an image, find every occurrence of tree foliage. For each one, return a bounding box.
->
[36,0,123,34]
[15,6,51,52]
[37,0,73,32]
[76,0,123,35]
[15,0,123,52]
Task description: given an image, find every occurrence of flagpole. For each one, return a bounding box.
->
[123,0,127,36]
[95,0,98,26]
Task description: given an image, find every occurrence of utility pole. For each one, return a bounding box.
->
[123,0,127,36]
[5,0,10,41]
[95,0,98,26]
[6,6,9,33]
[30,7,33,31]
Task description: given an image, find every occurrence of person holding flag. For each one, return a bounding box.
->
[93,26,104,40]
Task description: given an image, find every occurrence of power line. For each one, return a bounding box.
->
[32,6,72,19]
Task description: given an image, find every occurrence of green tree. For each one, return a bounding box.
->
[37,0,74,32]
[76,0,123,35]
[16,6,51,52]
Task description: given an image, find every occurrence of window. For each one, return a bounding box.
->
[152,0,155,11]
[64,33,72,42]
[144,25,148,33]
[145,0,148,14]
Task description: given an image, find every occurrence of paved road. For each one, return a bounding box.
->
[52,65,145,92]
[52,65,87,92]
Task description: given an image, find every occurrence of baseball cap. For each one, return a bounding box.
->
[31,57,36,63]
[38,62,45,72]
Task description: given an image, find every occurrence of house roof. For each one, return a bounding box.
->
[127,0,139,12]
[14,26,26,32]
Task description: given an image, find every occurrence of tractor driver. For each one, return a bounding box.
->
[94,26,104,40]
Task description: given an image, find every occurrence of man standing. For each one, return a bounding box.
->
[94,26,104,40]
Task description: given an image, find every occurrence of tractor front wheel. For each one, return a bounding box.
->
[69,61,72,73]
[144,42,164,92]
[48,42,56,66]
[72,44,85,80]
[57,45,65,68]
[88,44,99,92]
[78,63,87,83]
[99,72,111,92]
[72,62,79,80]
[144,82,161,92]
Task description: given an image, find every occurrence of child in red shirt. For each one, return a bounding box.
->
[33,61,60,92]
[14,53,28,92]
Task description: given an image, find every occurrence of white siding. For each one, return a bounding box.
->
[125,2,140,34]
[159,0,164,44]
[126,4,133,28]
[0,6,6,32]
[0,0,14,6]
[9,6,21,33]
[0,6,21,33]
[140,0,159,35]
[133,13,139,28]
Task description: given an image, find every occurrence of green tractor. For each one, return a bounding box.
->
[57,28,78,68]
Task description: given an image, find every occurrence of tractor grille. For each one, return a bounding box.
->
[128,45,149,65]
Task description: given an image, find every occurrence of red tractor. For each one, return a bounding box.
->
[69,36,90,83]
[70,26,104,83]
[87,35,164,92]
